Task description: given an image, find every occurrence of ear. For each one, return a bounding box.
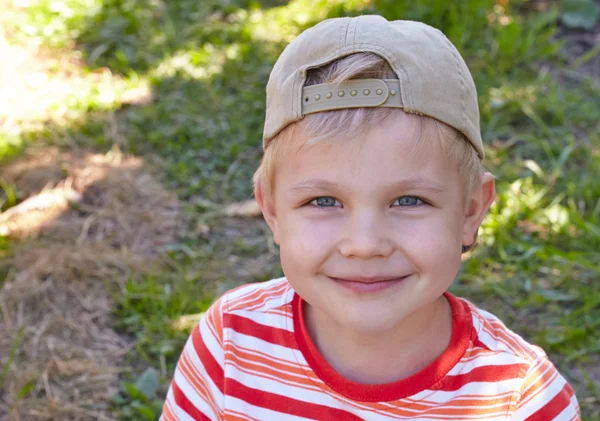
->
[255,180,280,245]
[462,172,496,247]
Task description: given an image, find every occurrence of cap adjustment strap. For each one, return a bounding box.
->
[301,79,402,115]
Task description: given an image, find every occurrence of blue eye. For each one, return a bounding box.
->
[395,196,422,206]
[311,197,339,207]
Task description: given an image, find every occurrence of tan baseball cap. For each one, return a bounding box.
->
[263,15,484,159]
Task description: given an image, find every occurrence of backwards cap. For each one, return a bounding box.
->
[263,15,484,159]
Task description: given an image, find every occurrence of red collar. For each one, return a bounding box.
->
[292,291,474,402]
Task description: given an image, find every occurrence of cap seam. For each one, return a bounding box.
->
[443,36,467,134]
[346,17,355,46]
[340,18,349,55]
[352,16,359,46]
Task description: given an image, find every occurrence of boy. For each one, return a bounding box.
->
[161,16,580,420]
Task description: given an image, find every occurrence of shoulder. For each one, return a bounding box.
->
[460,296,546,363]
[186,277,295,355]
[204,277,295,333]
[455,296,580,419]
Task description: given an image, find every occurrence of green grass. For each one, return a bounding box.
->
[2,0,599,419]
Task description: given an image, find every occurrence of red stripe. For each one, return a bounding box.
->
[172,380,212,421]
[225,314,297,349]
[525,383,574,421]
[191,324,224,393]
[473,337,490,350]
[228,378,364,420]
[436,364,528,391]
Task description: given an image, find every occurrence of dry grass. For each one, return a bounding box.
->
[0,147,181,420]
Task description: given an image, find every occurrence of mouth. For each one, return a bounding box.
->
[328,275,410,293]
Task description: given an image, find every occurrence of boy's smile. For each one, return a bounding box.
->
[328,275,410,293]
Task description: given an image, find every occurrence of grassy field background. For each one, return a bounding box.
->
[0,0,599,419]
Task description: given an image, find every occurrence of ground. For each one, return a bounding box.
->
[0,0,599,419]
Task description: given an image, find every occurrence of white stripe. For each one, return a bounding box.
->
[225,408,259,421]
[228,360,325,395]
[174,370,219,420]
[476,310,539,359]
[184,331,225,403]
[232,307,293,331]
[410,378,524,401]
[227,396,315,421]
[227,341,313,373]
[450,350,528,375]
[402,389,516,405]
[239,284,293,312]
[225,329,299,362]
[226,277,288,303]
[477,322,529,357]
[200,314,224,369]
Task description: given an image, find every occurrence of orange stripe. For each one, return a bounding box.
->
[161,398,177,421]
[178,351,221,416]
[227,342,314,378]
[518,362,559,407]
[228,281,289,311]
[228,354,319,389]
[227,409,262,421]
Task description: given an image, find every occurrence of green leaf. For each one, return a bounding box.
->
[135,368,160,399]
[561,0,600,29]
[18,381,36,399]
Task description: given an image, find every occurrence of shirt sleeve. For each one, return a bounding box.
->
[511,356,580,421]
[160,296,226,421]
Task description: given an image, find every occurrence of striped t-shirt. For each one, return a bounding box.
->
[160,278,580,420]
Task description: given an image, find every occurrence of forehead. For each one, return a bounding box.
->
[276,114,461,194]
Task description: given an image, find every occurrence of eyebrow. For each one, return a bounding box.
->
[287,178,446,195]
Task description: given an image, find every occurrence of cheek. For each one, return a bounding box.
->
[394,212,463,267]
[279,213,340,270]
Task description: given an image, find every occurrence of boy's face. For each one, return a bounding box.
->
[258,114,495,334]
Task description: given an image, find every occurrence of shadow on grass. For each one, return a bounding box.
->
[0,126,280,420]
[0,145,181,418]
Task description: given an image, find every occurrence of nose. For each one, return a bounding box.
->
[338,210,394,259]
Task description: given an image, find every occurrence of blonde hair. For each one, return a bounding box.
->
[253,53,485,207]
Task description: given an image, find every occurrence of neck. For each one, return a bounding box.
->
[304,295,452,384]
